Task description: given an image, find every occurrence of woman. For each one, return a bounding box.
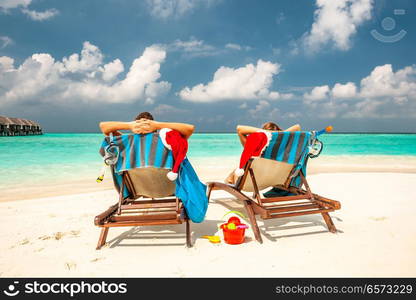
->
[236,122,301,146]
[226,122,301,184]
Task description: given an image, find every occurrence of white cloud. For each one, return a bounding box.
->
[249,100,270,115]
[0,36,13,48]
[225,43,252,51]
[283,111,301,119]
[341,97,414,119]
[248,100,281,120]
[179,60,290,102]
[167,38,252,58]
[239,102,247,109]
[303,64,416,119]
[22,8,59,21]
[0,42,171,107]
[168,37,218,57]
[302,0,374,52]
[225,43,241,51]
[0,0,31,11]
[101,59,124,82]
[146,0,220,19]
[275,12,285,24]
[279,93,294,100]
[342,98,383,118]
[303,85,330,101]
[332,82,357,98]
[288,39,300,56]
[306,64,416,102]
[170,38,210,52]
[360,64,416,100]
[249,100,271,114]
[1,0,58,22]
[62,42,104,73]
[310,100,348,119]
[153,104,188,115]
[0,56,14,70]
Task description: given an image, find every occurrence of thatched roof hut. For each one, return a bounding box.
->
[0,115,42,136]
[0,116,13,125]
[9,117,25,126]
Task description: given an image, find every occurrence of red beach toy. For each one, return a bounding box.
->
[220,216,249,245]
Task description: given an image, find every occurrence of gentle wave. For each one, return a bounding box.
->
[1,133,416,188]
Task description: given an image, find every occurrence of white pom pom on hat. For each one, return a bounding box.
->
[167,171,178,181]
[234,168,245,177]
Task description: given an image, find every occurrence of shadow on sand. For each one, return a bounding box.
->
[214,197,343,243]
[106,219,222,248]
[106,197,343,247]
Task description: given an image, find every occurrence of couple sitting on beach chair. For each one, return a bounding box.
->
[94,112,340,249]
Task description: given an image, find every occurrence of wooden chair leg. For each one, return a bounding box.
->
[207,185,213,201]
[96,227,109,250]
[185,218,192,247]
[322,212,337,233]
[244,201,263,244]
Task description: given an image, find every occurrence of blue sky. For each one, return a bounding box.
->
[0,0,415,132]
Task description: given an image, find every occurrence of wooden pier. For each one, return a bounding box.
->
[0,116,43,136]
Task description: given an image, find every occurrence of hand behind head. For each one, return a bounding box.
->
[133,119,155,134]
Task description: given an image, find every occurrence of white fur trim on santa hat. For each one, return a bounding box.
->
[257,130,272,155]
[234,168,245,177]
[167,171,178,181]
[159,128,172,150]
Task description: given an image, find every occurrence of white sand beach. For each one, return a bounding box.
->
[1,161,416,277]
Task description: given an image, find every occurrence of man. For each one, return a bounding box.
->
[99,111,194,180]
[99,112,194,139]
[98,112,207,223]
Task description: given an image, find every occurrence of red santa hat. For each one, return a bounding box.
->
[235,130,272,177]
[159,128,188,181]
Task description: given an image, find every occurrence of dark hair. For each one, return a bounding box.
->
[135,112,154,121]
[262,122,281,131]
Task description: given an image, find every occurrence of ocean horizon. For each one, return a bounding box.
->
[2,132,416,189]
[41,131,416,134]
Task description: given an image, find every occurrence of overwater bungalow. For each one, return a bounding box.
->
[0,116,42,136]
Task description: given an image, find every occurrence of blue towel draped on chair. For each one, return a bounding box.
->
[99,132,208,223]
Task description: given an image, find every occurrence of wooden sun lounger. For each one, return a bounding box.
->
[94,167,191,249]
[207,158,340,243]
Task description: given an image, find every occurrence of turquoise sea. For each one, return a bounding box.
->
[1,133,416,188]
